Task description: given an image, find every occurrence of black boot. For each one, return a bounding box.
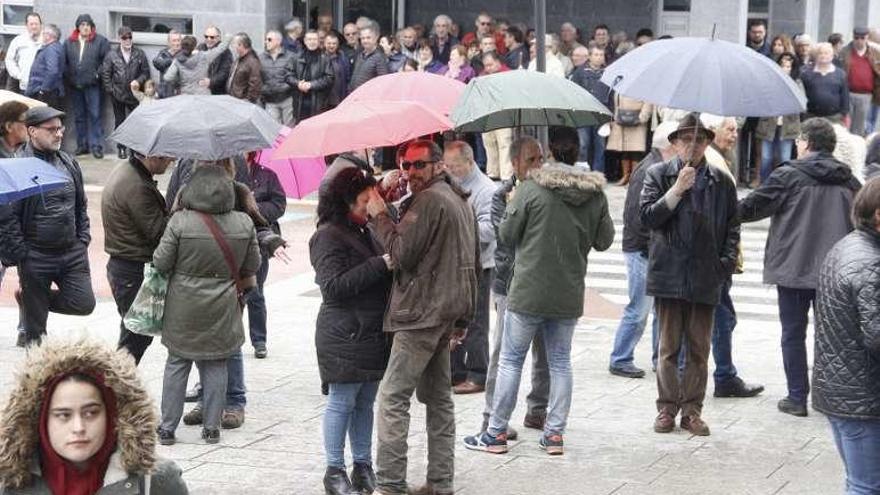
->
[350,462,376,494]
[323,467,353,495]
[117,146,127,159]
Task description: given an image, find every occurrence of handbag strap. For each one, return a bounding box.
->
[196,211,244,294]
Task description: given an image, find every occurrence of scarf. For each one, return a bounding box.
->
[303,47,321,66]
[38,370,119,495]
[67,29,96,43]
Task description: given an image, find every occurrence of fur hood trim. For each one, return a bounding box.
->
[0,339,157,489]
[528,164,606,205]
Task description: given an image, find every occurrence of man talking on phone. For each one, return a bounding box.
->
[640,113,741,437]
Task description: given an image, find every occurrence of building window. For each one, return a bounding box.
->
[109,11,193,45]
[1,1,34,33]
[748,0,769,14]
[663,0,691,12]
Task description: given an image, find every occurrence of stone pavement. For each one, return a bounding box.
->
[0,157,845,494]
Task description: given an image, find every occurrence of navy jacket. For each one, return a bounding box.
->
[63,31,110,89]
[26,41,65,96]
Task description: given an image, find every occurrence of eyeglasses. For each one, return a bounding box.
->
[400,160,436,171]
[204,34,218,39]
[120,36,132,40]
[479,21,492,26]
[36,125,64,134]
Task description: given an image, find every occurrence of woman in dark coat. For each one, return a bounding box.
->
[308,167,391,495]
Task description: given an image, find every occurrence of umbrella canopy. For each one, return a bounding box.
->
[110,95,281,160]
[343,71,466,115]
[600,37,807,117]
[0,90,46,109]
[0,157,70,204]
[450,70,613,133]
[274,100,452,159]
[255,127,326,199]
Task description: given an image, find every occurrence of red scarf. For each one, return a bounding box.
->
[68,29,97,43]
[348,211,369,226]
[38,371,118,495]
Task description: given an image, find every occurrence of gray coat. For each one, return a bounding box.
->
[738,152,861,289]
[163,41,229,96]
[348,48,388,92]
[153,166,261,360]
[457,166,497,269]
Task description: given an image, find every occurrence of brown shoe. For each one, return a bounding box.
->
[523,413,546,430]
[680,415,711,436]
[221,408,245,429]
[453,381,485,395]
[407,484,454,495]
[653,411,675,433]
[182,405,203,426]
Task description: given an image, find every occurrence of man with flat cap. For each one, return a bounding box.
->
[0,106,96,346]
[840,27,880,136]
[640,113,740,437]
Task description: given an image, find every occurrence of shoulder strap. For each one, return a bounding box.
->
[196,211,244,293]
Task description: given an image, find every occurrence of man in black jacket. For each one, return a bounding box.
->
[640,113,740,437]
[739,117,861,417]
[349,25,388,92]
[152,30,182,99]
[101,27,150,159]
[243,152,287,359]
[260,30,296,125]
[101,152,172,364]
[0,107,95,346]
[64,14,109,159]
[608,121,678,378]
[197,25,233,95]
[293,30,334,123]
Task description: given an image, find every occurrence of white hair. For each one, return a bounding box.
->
[434,15,452,26]
[700,113,735,131]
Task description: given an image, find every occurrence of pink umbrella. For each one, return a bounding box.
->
[343,71,466,115]
[273,100,452,159]
[256,126,326,199]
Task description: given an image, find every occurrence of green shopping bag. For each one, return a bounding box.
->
[123,264,168,337]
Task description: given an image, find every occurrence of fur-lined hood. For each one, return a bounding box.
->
[528,164,607,206]
[0,339,157,489]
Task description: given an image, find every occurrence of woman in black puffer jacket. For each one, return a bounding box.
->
[308,166,391,495]
[813,177,880,494]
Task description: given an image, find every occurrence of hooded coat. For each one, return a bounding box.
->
[152,166,262,361]
[163,41,229,96]
[500,165,615,319]
[63,15,110,89]
[738,152,861,289]
[0,339,187,494]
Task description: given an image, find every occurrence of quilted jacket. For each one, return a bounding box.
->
[812,227,880,419]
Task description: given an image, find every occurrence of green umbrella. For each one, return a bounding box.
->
[450,70,613,133]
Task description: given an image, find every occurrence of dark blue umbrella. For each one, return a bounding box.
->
[601,37,806,117]
[0,157,71,204]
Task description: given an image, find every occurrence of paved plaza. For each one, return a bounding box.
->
[0,158,845,494]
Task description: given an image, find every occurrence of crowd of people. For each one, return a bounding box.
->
[0,8,877,495]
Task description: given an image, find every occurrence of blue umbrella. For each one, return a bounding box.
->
[0,157,71,204]
[601,37,806,117]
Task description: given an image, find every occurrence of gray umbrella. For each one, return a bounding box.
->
[600,37,807,117]
[110,95,281,160]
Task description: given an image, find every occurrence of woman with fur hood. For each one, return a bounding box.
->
[0,339,188,494]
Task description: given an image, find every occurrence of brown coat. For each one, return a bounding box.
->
[371,173,479,333]
[840,41,880,105]
[228,49,262,103]
[606,95,653,153]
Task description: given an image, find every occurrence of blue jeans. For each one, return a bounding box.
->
[324,381,380,468]
[71,85,104,151]
[246,253,269,347]
[488,310,576,437]
[225,350,246,409]
[712,278,738,385]
[868,105,880,135]
[829,416,880,494]
[610,251,658,369]
[577,126,606,172]
[760,132,793,183]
